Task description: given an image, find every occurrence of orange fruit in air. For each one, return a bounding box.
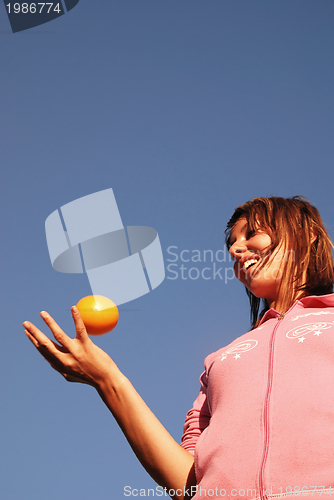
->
[76,295,119,336]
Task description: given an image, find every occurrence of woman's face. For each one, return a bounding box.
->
[228,218,286,309]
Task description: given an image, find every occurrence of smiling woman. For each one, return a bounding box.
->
[225,196,334,327]
[23,196,334,500]
[228,217,282,310]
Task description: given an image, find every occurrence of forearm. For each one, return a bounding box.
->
[23,310,195,499]
[96,367,196,499]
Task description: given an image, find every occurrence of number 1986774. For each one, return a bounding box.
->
[6,3,61,14]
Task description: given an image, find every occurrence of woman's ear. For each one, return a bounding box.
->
[310,228,318,244]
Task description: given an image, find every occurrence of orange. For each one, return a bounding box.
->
[76,295,119,335]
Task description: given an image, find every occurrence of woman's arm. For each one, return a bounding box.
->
[23,307,196,500]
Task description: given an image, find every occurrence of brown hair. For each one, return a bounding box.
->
[225,196,334,329]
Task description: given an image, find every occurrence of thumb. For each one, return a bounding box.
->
[71,306,89,342]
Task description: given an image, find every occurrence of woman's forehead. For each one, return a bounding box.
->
[229,216,271,240]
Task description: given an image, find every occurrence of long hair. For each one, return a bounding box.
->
[225,196,334,329]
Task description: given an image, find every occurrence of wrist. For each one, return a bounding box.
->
[95,364,129,401]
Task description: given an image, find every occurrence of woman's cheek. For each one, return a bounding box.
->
[233,261,246,285]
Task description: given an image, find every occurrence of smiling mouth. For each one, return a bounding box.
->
[243,258,259,271]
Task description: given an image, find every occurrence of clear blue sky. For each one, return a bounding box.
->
[1,1,334,499]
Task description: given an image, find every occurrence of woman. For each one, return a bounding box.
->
[23,196,334,500]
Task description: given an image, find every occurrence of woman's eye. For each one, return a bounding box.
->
[246,230,255,239]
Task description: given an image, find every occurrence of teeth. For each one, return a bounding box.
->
[243,259,258,270]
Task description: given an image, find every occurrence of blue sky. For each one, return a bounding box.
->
[1,1,334,499]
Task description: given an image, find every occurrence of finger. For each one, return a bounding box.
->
[25,328,76,379]
[71,306,90,342]
[39,311,73,349]
[24,327,40,349]
[23,320,57,348]
[24,327,65,361]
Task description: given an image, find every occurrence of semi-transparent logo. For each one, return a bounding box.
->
[4,0,80,33]
[45,188,165,306]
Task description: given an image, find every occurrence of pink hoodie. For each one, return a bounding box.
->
[181,294,334,500]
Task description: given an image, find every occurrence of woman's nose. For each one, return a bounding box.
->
[229,243,247,260]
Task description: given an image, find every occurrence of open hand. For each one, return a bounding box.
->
[23,306,117,388]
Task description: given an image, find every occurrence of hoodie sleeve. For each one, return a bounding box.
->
[180,370,211,456]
